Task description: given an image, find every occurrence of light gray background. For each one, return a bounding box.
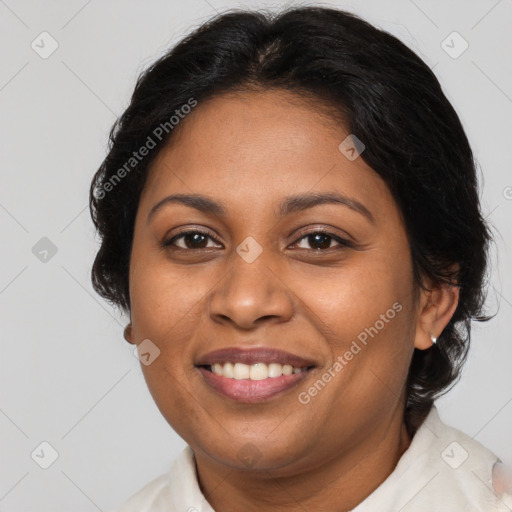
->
[1,0,511,510]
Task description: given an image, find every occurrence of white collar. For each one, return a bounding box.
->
[116,405,511,511]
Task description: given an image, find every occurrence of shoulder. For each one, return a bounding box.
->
[422,407,509,511]
[114,472,172,512]
[353,406,510,511]
[492,461,512,509]
[410,406,511,511]
[113,445,205,512]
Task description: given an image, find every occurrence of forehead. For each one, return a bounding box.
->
[140,89,394,221]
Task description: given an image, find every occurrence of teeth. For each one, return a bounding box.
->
[209,362,307,380]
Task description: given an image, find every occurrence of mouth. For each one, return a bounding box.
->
[195,347,317,402]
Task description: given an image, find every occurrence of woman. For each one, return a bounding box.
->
[89,6,512,511]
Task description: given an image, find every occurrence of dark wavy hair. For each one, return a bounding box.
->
[89,6,494,436]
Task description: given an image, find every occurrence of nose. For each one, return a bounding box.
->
[207,250,294,330]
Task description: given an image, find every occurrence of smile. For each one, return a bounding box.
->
[196,363,314,402]
[209,362,307,380]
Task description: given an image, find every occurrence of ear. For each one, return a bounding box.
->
[414,267,460,350]
[123,323,135,345]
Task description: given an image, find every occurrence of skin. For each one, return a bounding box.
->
[124,89,459,511]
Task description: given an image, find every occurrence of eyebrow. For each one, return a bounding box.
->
[146,191,375,225]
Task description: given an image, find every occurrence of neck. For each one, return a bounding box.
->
[193,408,412,512]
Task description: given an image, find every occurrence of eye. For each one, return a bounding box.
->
[291,230,353,251]
[162,230,221,250]
[161,228,353,252]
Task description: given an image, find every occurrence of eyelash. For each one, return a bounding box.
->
[161,228,353,252]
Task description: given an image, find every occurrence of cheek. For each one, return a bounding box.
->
[299,251,413,339]
[141,361,206,444]
[129,254,208,338]
[129,260,215,384]
[295,253,416,399]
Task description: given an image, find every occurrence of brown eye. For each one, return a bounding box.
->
[292,230,352,251]
[161,228,352,253]
[162,230,221,250]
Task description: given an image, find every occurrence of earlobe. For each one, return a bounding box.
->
[124,323,135,344]
[414,281,460,351]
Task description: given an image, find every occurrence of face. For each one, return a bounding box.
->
[127,89,423,476]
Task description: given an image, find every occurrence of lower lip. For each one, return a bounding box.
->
[197,367,312,402]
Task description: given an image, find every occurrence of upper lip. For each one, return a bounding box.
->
[195,347,317,368]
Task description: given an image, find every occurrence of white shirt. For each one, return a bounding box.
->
[114,406,512,511]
